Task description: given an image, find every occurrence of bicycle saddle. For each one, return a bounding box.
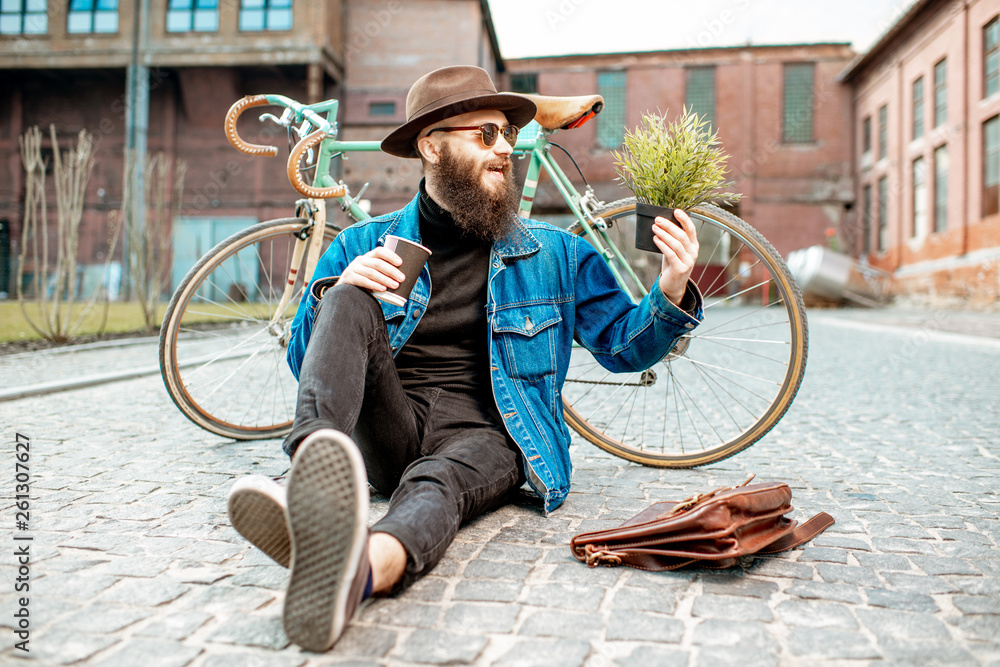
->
[520,93,605,130]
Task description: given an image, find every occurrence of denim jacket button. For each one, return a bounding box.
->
[412,309,422,318]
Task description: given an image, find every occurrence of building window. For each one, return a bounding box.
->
[877,176,888,252]
[0,0,47,34]
[239,0,292,32]
[878,105,888,160]
[862,115,872,155]
[912,156,927,239]
[368,101,396,117]
[597,70,626,149]
[685,66,716,129]
[933,144,948,233]
[166,0,218,32]
[862,183,872,255]
[912,76,924,141]
[510,73,538,94]
[984,116,1000,217]
[986,18,999,98]
[933,58,947,128]
[782,62,814,143]
[67,0,118,33]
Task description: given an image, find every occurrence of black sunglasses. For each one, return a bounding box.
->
[425,122,519,147]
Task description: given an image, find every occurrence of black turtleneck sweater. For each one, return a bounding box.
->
[393,182,493,399]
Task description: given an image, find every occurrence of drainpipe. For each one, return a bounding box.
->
[961,0,970,257]
[846,65,858,258]
[123,0,150,299]
[895,56,905,272]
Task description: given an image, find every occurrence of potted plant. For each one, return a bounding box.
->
[612,107,741,252]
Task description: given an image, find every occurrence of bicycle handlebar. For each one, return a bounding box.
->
[225,95,280,157]
[225,94,345,199]
[287,129,347,199]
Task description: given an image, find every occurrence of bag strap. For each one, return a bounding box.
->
[757,512,835,554]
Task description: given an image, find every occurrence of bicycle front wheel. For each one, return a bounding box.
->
[159,218,339,440]
[564,199,808,467]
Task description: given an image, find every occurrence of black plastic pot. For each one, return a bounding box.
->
[634,202,683,253]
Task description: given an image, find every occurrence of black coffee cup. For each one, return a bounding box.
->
[372,235,432,306]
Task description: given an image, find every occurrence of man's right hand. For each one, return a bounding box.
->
[335,247,406,293]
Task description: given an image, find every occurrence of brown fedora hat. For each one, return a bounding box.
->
[381,66,537,159]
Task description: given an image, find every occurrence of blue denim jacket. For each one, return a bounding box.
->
[287,195,703,512]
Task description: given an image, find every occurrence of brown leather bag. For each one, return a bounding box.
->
[571,476,834,571]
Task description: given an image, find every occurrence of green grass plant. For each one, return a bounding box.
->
[0,301,157,343]
[612,108,741,211]
[1,300,298,344]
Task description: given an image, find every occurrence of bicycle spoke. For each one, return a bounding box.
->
[184,285,269,324]
[696,335,790,345]
[674,370,728,445]
[183,326,271,378]
[695,302,790,336]
[700,247,745,299]
[689,336,791,366]
[701,257,760,300]
[680,356,783,389]
[237,347,286,427]
[667,364,685,454]
[688,359,760,426]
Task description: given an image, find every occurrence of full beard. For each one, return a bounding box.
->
[427,143,520,243]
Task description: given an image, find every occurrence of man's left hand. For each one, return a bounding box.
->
[654,209,700,307]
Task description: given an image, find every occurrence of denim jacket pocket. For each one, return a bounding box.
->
[492,303,562,381]
[309,276,340,307]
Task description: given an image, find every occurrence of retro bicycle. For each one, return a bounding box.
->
[158,91,808,468]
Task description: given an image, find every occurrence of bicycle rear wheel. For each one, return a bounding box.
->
[563,199,808,467]
[159,217,339,440]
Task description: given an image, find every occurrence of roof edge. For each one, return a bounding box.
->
[480,0,505,73]
[506,41,854,63]
[838,0,939,82]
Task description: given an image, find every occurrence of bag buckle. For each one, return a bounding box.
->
[584,543,622,567]
[667,491,713,515]
[667,474,757,516]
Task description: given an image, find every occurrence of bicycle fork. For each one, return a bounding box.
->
[268,198,328,346]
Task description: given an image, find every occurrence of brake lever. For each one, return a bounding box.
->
[259,108,294,127]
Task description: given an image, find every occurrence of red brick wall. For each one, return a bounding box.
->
[849,0,1000,302]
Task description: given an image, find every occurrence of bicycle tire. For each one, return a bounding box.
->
[563,198,808,467]
[159,217,340,440]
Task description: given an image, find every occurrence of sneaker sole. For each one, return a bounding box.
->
[283,431,368,652]
[228,480,291,568]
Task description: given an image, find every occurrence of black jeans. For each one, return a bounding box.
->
[283,284,524,589]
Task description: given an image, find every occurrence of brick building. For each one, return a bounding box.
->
[841,0,1000,304]
[7,0,998,305]
[0,0,503,297]
[504,44,857,259]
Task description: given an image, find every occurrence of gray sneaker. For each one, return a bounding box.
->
[282,429,371,652]
[227,475,291,568]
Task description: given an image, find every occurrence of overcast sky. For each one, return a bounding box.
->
[487,0,920,59]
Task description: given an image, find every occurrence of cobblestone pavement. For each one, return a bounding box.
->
[1,307,998,666]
